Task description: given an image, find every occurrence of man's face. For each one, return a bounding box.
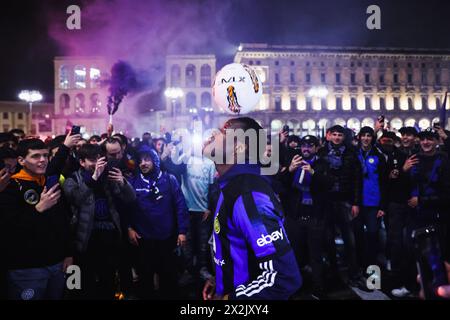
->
[301,144,317,159]
[330,132,344,145]
[401,134,416,148]
[379,137,394,149]
[0,140,17,150]
[79,157,98,173]
[106,142,123,160]
[420,137,438,154]
[18,149,49,175]
[155,140,164,154]
[3,157,17,174]
[139,156,154,174]
[76,140,87,152]
[360,133,373,149]
[142,134,151,142]
[288,141,298,149]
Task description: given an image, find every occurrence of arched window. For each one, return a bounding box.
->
[302,119,316,135]
[75,93,85,113]
[59,93,70,111]
[90,93,101,113]
[59,65,70,89]
[186,64,196,87]
[201,92,211,109]
[186,92,197,109]
[390,118,403,131]
[347,118,360,132]
[74,65,86,89]
[419,118,430,130]
[271,119,283,133]
[170,65,181,87]
[200,64,211,87]
[404,118,416,127]
[362,117,375,128]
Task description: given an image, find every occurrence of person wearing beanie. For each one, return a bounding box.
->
[127,146,189,299]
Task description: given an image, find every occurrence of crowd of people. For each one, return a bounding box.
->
[0,115,449,300]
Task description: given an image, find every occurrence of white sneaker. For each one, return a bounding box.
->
[391,286,411,298]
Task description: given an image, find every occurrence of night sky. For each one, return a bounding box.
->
[1,0,450,102]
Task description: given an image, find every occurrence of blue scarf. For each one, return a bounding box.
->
[293,156,316,206]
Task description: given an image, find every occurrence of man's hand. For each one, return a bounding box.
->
[202,209,211,222]
[289,155,303,173]
[108,167,125,186]
[351,205,360,218]
[62,257,73,273]
[0,168,11,192]
[436,126,448,141]
[402,154,419,172]
[35,184,61,213]
[279,129,288,144]
[128,228,141,246]
[202,278,216,300]
[63,129,82,149]
[92,157,107,181]
[177,234,187,247]
[301,161,315,175]
[376,210,385,218]
[408,196,418,208]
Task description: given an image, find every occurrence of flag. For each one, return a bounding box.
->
[440,91,448,128]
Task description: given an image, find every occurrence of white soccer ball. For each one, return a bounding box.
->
[212,63,262,115]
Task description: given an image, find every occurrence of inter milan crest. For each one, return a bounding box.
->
[24,189,39,205]
[214,215,221,234]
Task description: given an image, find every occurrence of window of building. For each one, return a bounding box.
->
[336,73,341,84]
[18,113,23,120]
[90,93,101,113]
[336,97,342,109]
[3,112,8,120]
[350,62,355,68]
[320,62,325,67]
[90,67,101,88]
[59,94,70,111]
[275,97,281,111]
[379,74,385,84]
[275,73,280,85]
[75,93,86,113]
[357,62,362,67]
[306,61,310,67]
[171,65,181,87]
[435,73,441,85]
[394,74,398,84]
[305,73,311,83]
[201,92,211,108]
[59,65,70,89]
[290,61,295,66]
[422,71,427,84]
[186,92,197,108]
[274,61,279,66]
[408,74,413,84]
[200,64,211,87]
[394,63,398,68]
[365,73,370,84]
[421,63,426,68]
[290,73,295,84]
[185,64,196,87]
[320,73,326,84]
[436,63,440,68]
[336,63,340,67]
[74,65,86,89]
[350,73,356,84]
[249,60,253,65]
[256,61,261,65]
[407,62,412,68]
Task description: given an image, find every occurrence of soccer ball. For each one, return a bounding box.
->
[212,63,262,115]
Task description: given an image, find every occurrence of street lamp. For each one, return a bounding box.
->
[164,87,183,118]
[18,90,42,134]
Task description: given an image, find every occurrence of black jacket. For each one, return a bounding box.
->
[318,142,362,205]
[279,156,333,219]
[0,145,72,270]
